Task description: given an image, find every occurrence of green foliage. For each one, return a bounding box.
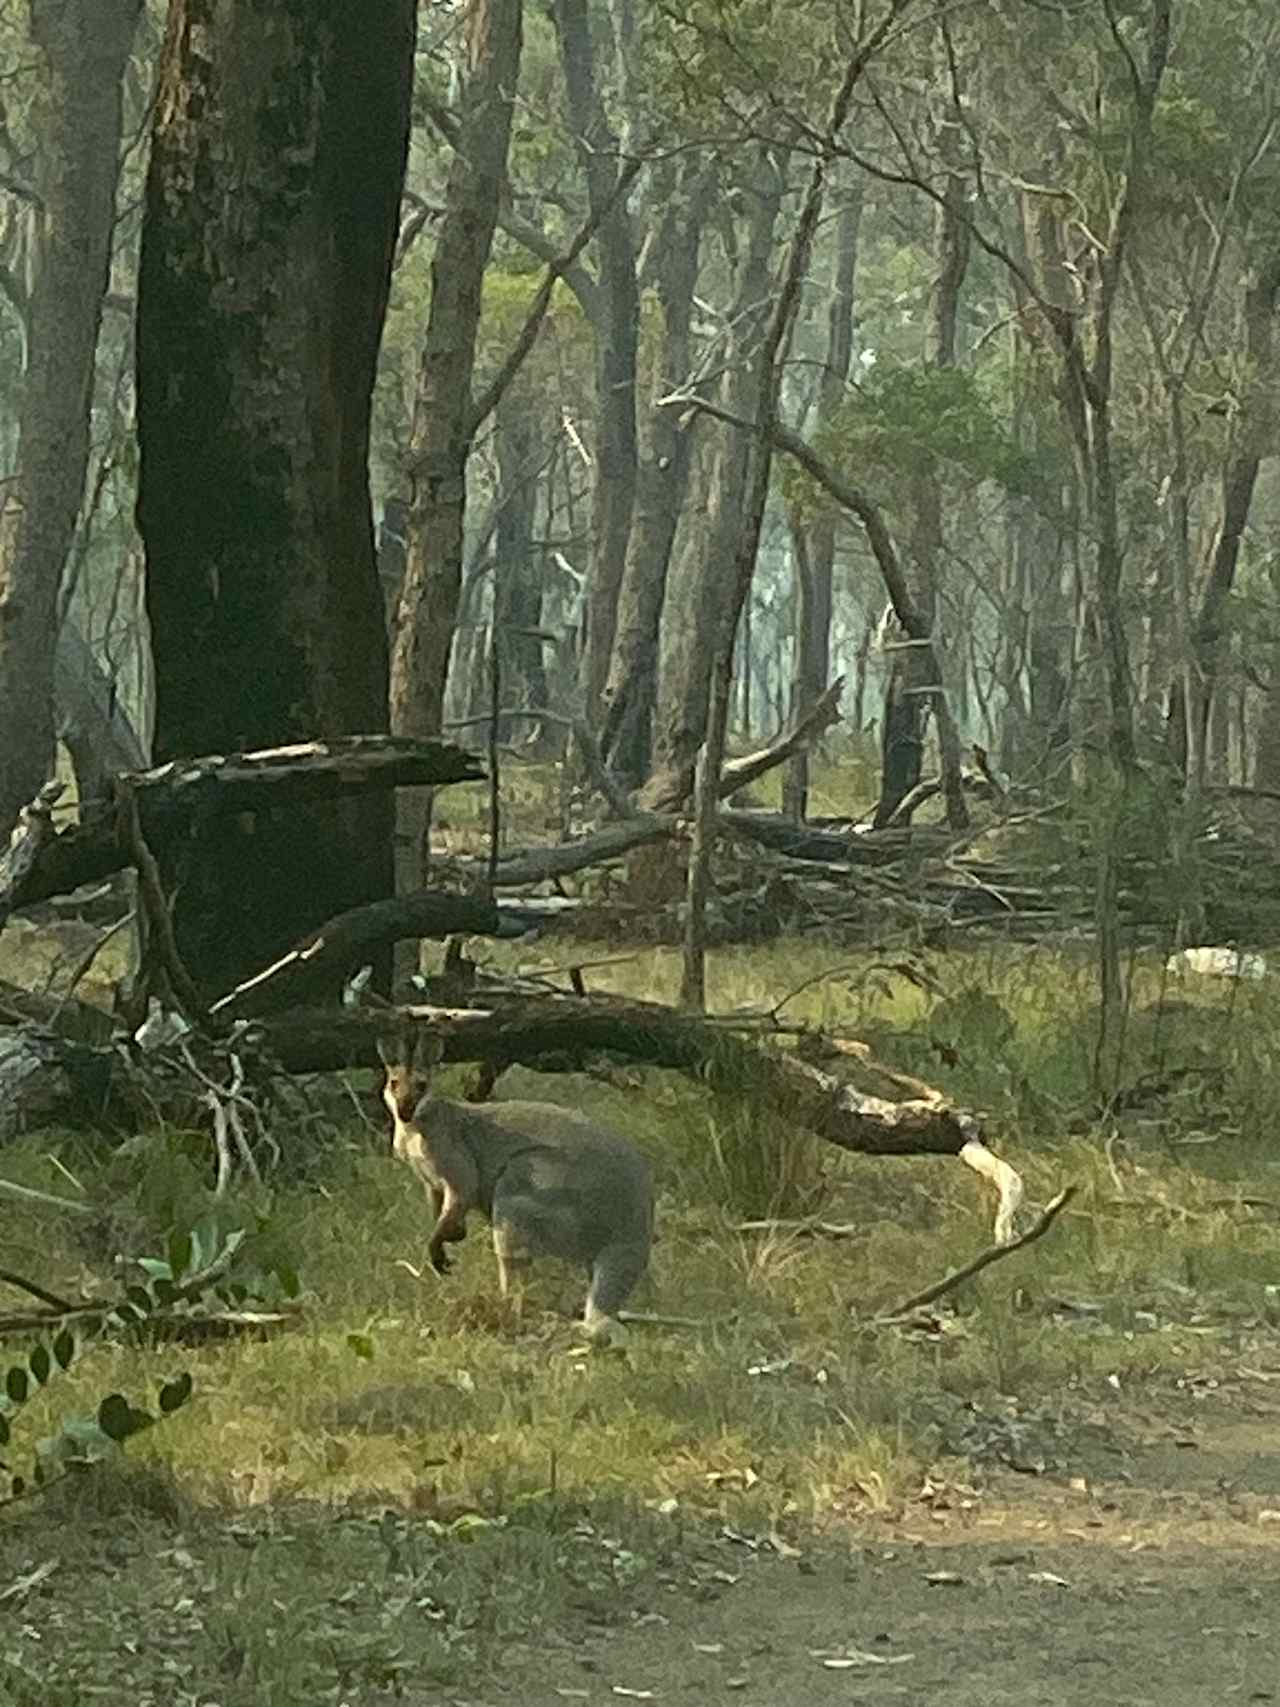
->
[0,1212,297,1506]
[816,362,1045,500]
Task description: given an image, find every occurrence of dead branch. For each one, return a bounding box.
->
[115,779,209,1030]
[0,1176,96,1217]
[874,1186,1077,1321]
[733,1219,863,1239]
[638,679,846,814]
[720,678,846,798]
[257,995,1023,1241]
[0,1269,78,1312]
[208,891,554,1020]
[460,814,677,888]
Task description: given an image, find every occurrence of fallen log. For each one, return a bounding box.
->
[459,813,677,889]
[1,736,484,920]
[255,995,1023,1241]
[209,892,572,1020]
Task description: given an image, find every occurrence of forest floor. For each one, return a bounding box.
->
[4,936,1280,1704]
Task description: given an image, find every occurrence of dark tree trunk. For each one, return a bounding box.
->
[0,0,140,840]
[873,138,970,831]
[553,0,640,718]
[1167,253,1280,782]
[493,393,547,740]
[599,159,712,789]
[872,622,931,828]
[135,0,415,999]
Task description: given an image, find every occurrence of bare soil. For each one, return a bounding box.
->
[495,1382,1280,1707]
[4,1375,1278,1705]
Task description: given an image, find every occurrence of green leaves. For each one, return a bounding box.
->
[2,1208,295,1507]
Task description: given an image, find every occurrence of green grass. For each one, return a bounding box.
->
[4,936,1280,1701]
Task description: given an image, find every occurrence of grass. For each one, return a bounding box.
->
[4,932,1280,1701]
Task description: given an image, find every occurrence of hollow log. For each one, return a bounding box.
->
[1,737,484,920]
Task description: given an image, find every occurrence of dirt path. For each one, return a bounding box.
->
[496,1401,1280,1707]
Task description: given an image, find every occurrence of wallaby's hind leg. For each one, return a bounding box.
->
[491,1220,533,1322]
[583,1239,649,1343]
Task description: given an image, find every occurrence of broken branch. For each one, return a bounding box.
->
[875,1185,1076,1321]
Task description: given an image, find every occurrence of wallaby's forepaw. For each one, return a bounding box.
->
[582,1312,629,1350]
[428,1243,453,1276]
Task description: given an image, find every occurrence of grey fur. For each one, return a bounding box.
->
[380,1025,653,1338]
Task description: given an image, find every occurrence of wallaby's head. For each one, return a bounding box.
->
[377,1023,445,1125]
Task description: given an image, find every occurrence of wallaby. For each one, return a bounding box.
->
[378,1022,654,1341]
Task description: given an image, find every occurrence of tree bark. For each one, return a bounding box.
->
[493,392,548,741]
[389,0,524,891]
[599,159,713,788]
[1167,253,1280,781]
[641,151,785,813]
[553,0,640,718]
[874,119,970,831]
[783,183,862,821]
[0,0,140,841]
[134,0,416,999]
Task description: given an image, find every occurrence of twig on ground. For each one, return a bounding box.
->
[615,1310,705,1330]
[734,1219,863,1239]
[0,1268,78,1313]
[0,1176,96,1217]
[874,1186,1077,1321]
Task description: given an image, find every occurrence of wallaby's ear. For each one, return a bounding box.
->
[415,1030,446,1071]
[376,1021,409,1070]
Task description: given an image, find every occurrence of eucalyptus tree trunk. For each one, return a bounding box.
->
[599,158,713,789]
[0,0,140,840]
[493,392,547,741]
[553,0,640,718]
[873,152,970,831]
[389,0,524,890]
[136,0,414,999]
[1167,252,1280,783]
[641,152,785,813]
[782,183,862,822]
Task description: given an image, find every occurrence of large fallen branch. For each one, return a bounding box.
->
[209,892,571,1020]
[255,994,1024,1241]
[1,736,484,920]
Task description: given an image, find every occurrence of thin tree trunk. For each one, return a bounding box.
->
[1167,253,1280,781]
[783,183,862,821]
[599,160,711,787]
[389,0,524,895]
[493,393,547,741]
[0,0,140,839]
[874,139,969,830]
[553,0,640,718]
[680,20,898,1005]
[136,0,414,999]
[641,151,784,812]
